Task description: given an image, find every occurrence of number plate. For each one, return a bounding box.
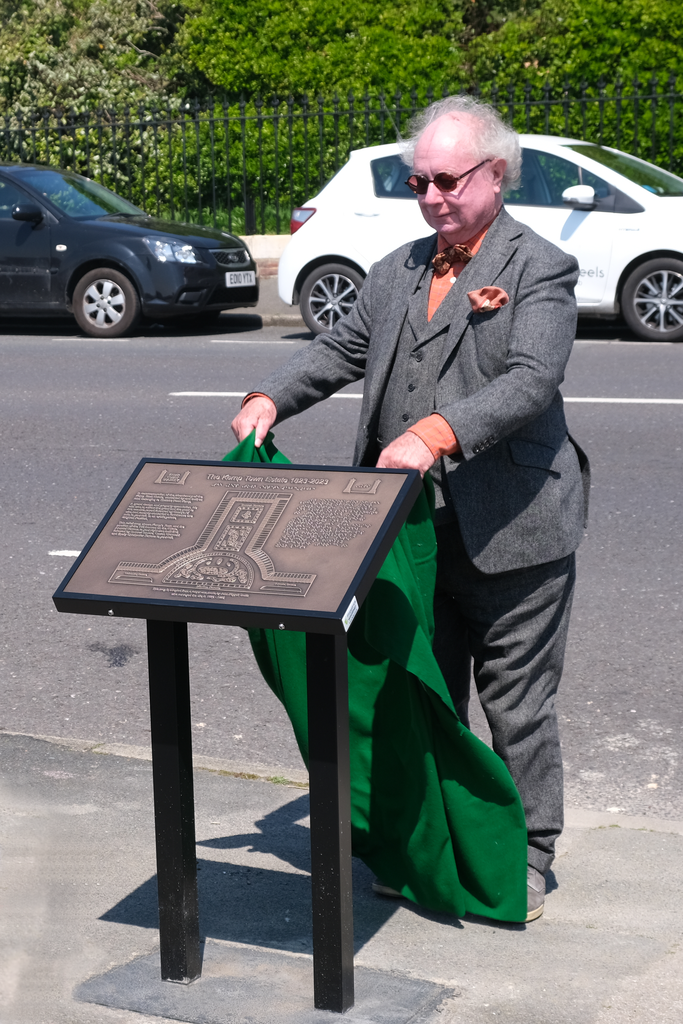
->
[225,270,256,287]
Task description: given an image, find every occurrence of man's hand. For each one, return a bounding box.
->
[231,395,277,447]
[376,430,435,477]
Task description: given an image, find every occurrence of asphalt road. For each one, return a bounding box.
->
[2,313,683,821]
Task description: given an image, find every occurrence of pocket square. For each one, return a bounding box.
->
[467,286,510,313]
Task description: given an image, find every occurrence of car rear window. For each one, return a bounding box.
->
[18,170,143,218]
[370,155,417,199]
[563,145,683,196]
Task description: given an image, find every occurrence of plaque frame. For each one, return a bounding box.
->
[53,458,422,636]
[52,457,422,1015]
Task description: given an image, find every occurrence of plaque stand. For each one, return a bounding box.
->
[146,620,201,985]
[53,458,421,1016]
[306,633,354,1011]
[145,622,354,1010]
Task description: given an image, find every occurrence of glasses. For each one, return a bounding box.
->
[405,159,491,195]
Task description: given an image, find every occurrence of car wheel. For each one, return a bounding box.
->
[299,263,364,335]
[621,258,683,342]
[73,268,141,338]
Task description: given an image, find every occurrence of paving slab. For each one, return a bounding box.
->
[76,940,447,1024]
[1,732,682,1024]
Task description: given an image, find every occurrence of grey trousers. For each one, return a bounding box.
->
[433,521,576,874]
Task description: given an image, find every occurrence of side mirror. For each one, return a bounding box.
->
[561,185,596,210]
[12,202,43,223]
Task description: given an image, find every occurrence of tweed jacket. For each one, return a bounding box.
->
[255,207,589,573]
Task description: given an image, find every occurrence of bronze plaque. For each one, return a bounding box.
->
[59,460,418,625]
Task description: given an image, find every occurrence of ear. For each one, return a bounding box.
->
[490,158,507,193]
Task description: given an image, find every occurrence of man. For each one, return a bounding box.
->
[231,96,589,923]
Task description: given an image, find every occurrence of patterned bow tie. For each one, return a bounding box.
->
[432,244,474,275]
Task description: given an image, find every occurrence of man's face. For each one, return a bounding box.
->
[412,115,506,243]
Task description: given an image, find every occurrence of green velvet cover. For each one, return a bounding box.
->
[224,432,528,922]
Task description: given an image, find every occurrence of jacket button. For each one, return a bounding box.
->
[414,353,423,362]
[402,413,410,422]
[408,384,415,392]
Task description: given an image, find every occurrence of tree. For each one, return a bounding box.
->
[0,0,184,111]
[466,0,683,84]
[173,0,466,97]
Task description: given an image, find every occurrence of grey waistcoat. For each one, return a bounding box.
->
[377,260,460,522]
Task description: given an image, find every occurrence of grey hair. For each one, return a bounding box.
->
[400,95,522,191]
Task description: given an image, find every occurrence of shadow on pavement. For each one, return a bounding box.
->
[100,791,485,954]
[575,316,640,341]
[0,312,268,338]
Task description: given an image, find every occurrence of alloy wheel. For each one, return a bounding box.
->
[308,273,359,330]
[632,270,683,335]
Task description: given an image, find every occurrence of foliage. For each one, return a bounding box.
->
[467,0,683,84]
[0,0,680,113]
[174,0,465,97]
[0,0,184,112]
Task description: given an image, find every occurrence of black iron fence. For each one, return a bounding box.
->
[2,76,682,234]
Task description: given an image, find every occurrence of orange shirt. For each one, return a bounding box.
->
[427,221,492,322]
[410,220,494,458]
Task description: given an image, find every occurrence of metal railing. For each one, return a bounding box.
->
[1,76,681,234]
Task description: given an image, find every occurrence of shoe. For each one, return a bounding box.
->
[526,865,546,922]
[372,878,403,898]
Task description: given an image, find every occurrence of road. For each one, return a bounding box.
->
[2,313,683,822]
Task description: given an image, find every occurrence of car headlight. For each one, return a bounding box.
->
[143,238,199,264]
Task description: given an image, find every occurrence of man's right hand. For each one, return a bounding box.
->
[231,395,277,447]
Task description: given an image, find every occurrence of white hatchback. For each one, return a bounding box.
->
[279,136,683,340]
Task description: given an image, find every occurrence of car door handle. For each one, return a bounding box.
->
[354,211,380,217]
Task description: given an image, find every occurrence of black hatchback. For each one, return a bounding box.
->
[0,164,259,336]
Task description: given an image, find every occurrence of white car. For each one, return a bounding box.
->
[279,136,683,341]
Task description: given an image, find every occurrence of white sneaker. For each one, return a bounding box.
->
[372,878,402,898]
[526,865,546,922]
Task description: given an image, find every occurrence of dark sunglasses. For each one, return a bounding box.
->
[405,158,491,195]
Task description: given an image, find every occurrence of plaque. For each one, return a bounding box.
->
[54,459,421,633]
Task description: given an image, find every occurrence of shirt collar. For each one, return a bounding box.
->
[436,211,499,260]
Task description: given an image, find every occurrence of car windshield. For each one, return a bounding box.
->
[563,145,683,196]
[17,169,143,217]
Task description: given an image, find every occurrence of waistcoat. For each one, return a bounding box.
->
[377,266,462,523]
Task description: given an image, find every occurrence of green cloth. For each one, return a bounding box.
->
[224,432,528,922]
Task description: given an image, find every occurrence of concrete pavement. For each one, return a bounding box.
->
[230,276,306,328]
[2,730,682,1024]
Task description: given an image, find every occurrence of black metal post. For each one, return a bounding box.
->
[146,619,201,984]
[306,632,354,1013]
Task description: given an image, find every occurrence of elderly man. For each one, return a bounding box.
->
[232,96,589,923]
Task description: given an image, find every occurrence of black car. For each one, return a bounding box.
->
[0,164,259,336]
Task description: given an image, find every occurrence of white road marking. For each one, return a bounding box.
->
[564,397,683,404]
[209,344,296,348]
[169,391,364,399]
[173,392,682,404]
[49,550,81,557]
[574,339,675,346]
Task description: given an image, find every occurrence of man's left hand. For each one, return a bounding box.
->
[376,431,435,477]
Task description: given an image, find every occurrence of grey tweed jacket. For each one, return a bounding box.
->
[255,207,589,573]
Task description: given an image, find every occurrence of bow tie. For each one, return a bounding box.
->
[432,244,474,275]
